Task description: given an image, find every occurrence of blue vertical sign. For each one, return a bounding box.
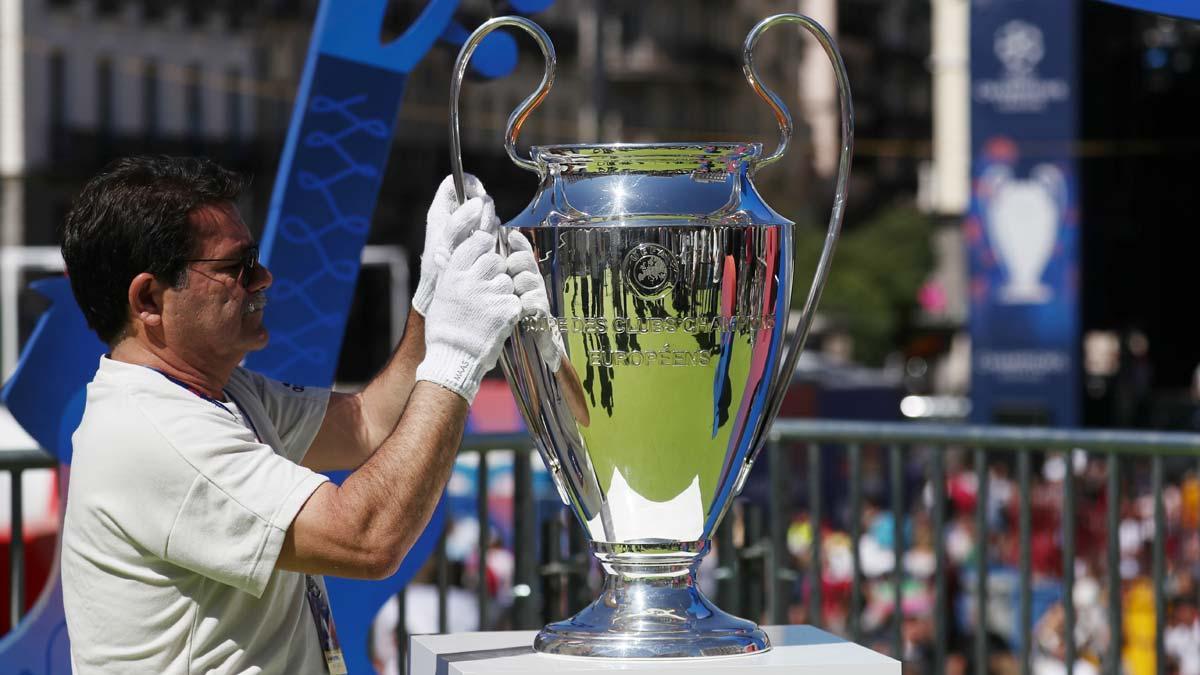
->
[968,0,1080,426]
[1098,0,1200,20]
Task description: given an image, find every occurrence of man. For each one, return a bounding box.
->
[59,156,549,673]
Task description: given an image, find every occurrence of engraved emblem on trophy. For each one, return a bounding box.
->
[624,244,677,297]
[447,13,853,658]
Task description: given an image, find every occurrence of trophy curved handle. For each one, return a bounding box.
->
[734,13,855,494]
[449,16,556,204]
[743,13,852,171]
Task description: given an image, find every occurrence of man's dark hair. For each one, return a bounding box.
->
[61,156,246,344]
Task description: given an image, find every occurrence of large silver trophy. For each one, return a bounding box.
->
[448,14,852,659]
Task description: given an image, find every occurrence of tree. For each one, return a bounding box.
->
[792,203,934,365]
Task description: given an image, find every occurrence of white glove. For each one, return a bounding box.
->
[416,219,521,403]
[506,229,564,372]
[412,174,496,317]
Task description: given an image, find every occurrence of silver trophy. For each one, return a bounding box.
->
[448,14,852,658]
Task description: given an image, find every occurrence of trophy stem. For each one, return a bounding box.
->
[534,541,770,658]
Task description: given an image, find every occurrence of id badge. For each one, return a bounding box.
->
[305,575,347,674]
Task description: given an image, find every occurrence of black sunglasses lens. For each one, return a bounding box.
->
[240,247,258,287]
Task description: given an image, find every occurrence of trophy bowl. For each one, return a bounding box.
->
[448,14,853,659]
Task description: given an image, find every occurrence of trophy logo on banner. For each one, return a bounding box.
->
[994,19,1044,77]
[975,19,1069,113]
[981,163,1066,305]
[446,14,853,658]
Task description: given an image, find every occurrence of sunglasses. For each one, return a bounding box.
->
[185,244,259,288]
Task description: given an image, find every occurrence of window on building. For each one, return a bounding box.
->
[226,68,242,143]
[620,11,640,49]
[143,61,159,139]
[185,0,205,27]
[48,52,67,129]
[97,57,114,139]
[48,51,67,160]
[143,0,165,22]
[186,64,204,143]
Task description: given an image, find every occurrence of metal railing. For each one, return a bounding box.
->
[5,420,1200,675]
[429,421,1200,675]
[767,420,1200,675]
[1,450,57,630]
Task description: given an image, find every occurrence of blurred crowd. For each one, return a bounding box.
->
[368,449,1200,675]
[777,450,1200,675]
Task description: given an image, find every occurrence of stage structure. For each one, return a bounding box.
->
[0,1,554,672]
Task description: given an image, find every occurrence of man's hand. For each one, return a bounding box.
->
[411,174,495,317]
[305,178,499,472]
[416,217,521,403]
[506,229,564,372]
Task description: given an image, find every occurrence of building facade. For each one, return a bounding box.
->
[0,0,876,380]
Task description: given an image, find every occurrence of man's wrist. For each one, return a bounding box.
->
[411,269,438,317]
[415,343,489,404]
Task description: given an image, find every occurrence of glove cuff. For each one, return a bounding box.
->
[411,258,440,317]
[412,279,435,318]
[416,343,490,404]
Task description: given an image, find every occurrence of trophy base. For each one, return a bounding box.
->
[534,543,770,658]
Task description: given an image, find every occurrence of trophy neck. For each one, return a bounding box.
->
[532,143,762,176]
[507,143,790,228]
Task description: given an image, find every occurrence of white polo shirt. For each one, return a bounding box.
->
[62,356,332,674]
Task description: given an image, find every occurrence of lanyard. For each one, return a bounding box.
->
[146,367,262,442]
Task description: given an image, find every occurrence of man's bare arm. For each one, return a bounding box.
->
[278,381,466,578]
[302,309,425,473]
[302,175,492,472]
[280,209,517,579]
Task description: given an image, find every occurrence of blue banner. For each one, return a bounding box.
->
[1098,0,1200,20]
[968,0,1080,426]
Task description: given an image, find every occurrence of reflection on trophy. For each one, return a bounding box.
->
[449,13,853,658]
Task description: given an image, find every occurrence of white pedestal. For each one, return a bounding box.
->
[409,625,900,674]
